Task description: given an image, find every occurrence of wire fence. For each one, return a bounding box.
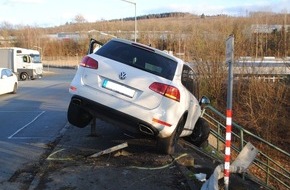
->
[202,105,290,190]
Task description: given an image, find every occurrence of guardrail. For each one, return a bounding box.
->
[201,105,290,190]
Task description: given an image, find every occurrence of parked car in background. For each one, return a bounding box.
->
[0,68,18,95]
[67,38,210,154]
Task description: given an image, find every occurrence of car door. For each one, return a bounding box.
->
[180,64,201,136]
[0,69,8,95]
[0,69,13,95]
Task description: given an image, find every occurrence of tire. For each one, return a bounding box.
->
[189,118,210,147]
[20,73,28,81]
[11,83,17,94]
[67,101,92,128]
[157,116,186,155]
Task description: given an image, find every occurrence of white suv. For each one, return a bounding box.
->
[68,38,210,154]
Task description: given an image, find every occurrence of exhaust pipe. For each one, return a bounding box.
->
[72,98,82,105]
[139,124,155,136]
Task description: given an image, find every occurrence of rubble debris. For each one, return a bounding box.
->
[90,142,128,158]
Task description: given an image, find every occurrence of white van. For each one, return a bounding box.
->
[0,47,43,80]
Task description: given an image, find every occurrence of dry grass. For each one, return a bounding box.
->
[43,56,81,68]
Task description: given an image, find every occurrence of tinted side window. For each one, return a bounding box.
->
[96,41,177,80]
[1,69,12,78]
[181,65,195,94]
[4,69,13,77]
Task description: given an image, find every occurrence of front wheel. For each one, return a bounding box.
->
[189,118,210,147]
[157,116,186,155]
[20,72,28,81]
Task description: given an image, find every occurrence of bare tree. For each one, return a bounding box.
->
[74,14,87,23]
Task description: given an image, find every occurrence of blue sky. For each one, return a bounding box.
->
[0,0,289,27]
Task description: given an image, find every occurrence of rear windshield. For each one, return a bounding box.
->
[95,40,177,80]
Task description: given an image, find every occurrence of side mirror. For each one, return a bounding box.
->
[23,55,31,63]
[23,55,27,62]
[199,96,210,106]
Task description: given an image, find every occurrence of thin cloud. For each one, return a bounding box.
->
[143,0,289,16]
[6,0,44,4]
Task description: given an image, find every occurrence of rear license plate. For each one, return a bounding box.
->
[102,79,135,98]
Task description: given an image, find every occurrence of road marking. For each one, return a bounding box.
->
[8,137,43,139]
[0,111,43,112]
[8,111,45,139]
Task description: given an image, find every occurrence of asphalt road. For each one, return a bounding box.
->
[0,68,75,186]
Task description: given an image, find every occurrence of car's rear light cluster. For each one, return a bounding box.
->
[80,56,98,69]
[69,86,77,91]
[149,82,180,102]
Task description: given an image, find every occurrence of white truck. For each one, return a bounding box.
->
[0,47,43,80]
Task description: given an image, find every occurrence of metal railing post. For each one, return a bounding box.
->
[240,130,244,151]
[217,124,221,151]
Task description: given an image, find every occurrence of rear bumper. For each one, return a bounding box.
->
[70,95,160,136]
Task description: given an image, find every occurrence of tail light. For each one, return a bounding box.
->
[69,86,77,92]
[80,56,98,69]
[149,82,180,102]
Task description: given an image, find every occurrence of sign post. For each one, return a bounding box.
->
[224,35,234,190]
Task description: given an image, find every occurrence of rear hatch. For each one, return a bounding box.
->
[81,39,178,110]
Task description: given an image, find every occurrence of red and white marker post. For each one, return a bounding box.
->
[224,109,232,188]
[224,35,234,190]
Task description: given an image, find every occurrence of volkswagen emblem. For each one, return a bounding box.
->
[119,72,127,80]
